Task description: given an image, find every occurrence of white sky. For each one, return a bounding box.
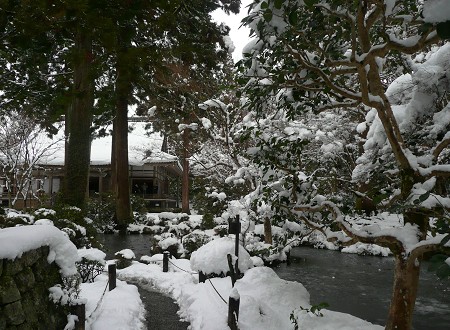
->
[212,0,253,62]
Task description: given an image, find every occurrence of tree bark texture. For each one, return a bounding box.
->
[63,25,94,208]
[181,129,190,214]
[385,256,421,330]
[112,39,132,231]
[263,217,273,244]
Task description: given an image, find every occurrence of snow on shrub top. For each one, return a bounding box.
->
[78,247,106,264]
[0,225,79,276]
[190,237,253,275]
[115,249,135,260]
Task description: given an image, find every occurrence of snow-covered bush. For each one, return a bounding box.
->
[76,248,106,283]
[151,233,183,258]
[182,231,213,258]
[115,249,136,269]
[190,237,253,276]
[86,193,116,233]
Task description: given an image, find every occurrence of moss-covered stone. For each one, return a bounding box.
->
[21,249,41,267]
[0,275,21,304]
[0,306,7,329]
[21,294,39,326]
[16,322,35,330]
[0,259,3,277]
[4,300,25,325]
[3,258,24,276]
[15,267,35,293]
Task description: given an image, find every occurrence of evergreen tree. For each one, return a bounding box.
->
[238,1,450,329]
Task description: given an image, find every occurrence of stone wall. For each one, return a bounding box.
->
[0,246,68,330]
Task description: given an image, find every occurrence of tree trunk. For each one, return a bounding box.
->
[181,129,190,214]
[112,33,132,232]
[385,255,421,330]
[63,25,94,208]
[264,217,273,244]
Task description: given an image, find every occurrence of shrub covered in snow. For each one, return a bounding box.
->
[190,237,253,276]
[77,248,106,283]
[182,231,213,258]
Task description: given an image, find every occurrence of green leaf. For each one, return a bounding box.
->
[288,10,298,25]
[437,21,450,39]
[436,263,450,279]
[274,0,283,10]
[263,10,273,22]
[261,1,269,9]
[304,0,317,8]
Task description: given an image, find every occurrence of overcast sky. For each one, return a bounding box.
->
[212,0,253,62]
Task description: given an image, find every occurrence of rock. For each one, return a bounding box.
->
[15,267,35,293]
[4,300,25,326]
[0,276,21,304]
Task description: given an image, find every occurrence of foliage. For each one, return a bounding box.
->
[182,231,213,258]
[76,257,104,283]
[234,1,450,328]
[290,302,330,329]
[86,193,117,233]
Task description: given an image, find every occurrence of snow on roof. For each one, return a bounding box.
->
[0,225,80,277]
[38,122,179,168]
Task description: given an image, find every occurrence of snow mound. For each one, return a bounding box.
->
[190,237,253,275]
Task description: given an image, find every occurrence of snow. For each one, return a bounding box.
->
[115,249,136,260]
[423,0,450,23]
[115,260,382,330]
[79,274,146,330]
[0,225,79,276]
[190,237,253,274]
[37,121,179,167]
[78,248,107,263]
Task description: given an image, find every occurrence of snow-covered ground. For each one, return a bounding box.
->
[0,221,383,330]
[102,256,383,330]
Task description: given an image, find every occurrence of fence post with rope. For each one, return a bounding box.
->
[163,251,170,272]
[108,263,116,291]
[228,288,240,330]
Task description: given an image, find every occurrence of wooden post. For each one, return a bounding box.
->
[234,215,240,276]
[228,288,240,330]
[163,251,170,272]
[227,253,237,287]
[71,303,86,330]
[199,271,206,283]
[108,263,116,291]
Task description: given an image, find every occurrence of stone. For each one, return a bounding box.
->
[0,259,3,277]
[21,294,39,326]
[16,322,35,330]
[21,249,41,267]
[15,267,35,293]
[4,300,25,326]
[0,275,21,304]
[4,258,24,276]
[0,307,7,329]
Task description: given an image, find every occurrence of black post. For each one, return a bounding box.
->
[234,215,240,276]
[199,271,207,283]
[163,251,170,272]
[228,289,240,330]
[71,303,86,330]
[227,253,236,287]
[108,263,116,291]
